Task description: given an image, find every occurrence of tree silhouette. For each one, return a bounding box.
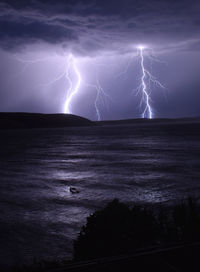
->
[73,198,200,261]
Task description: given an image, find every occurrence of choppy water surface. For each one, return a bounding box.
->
[0,120,200,268]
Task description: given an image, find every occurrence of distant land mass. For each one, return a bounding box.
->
[0,112,92,129]
[0,112,200,129]
[97,117,200,125]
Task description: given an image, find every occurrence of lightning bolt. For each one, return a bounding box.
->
[138,46,152,118]
[136,46,165,119]
[13,53,111,120]
[63,54,81,114]
[86,70,112,121]
[11,53,82,115]
[9,54,60,82]
[63,55,112,120]
[94,76,107,121]
[115,54,136,80]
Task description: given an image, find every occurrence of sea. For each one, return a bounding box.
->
[0,119,200,269]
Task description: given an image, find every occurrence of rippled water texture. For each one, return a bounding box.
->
[0,120,200,268]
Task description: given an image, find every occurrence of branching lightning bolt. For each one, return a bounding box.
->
[12,53,111,120]
[136,46,166,119]
[63,55,111,120]
[86,74,112,121]
[9,55,60,82]
[138,46,152,118]
[10,48,164,120]
[12,53,82,116]
[94,76,111,121]
[64,54,81,114]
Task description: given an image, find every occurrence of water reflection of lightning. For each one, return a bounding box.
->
[136,46,165,119]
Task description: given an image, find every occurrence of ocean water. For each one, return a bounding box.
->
[0,120,200,269]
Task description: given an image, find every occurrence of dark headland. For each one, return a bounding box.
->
[0,112,200,129]
[0,112,92,129]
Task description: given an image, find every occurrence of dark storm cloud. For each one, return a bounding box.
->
[0,0,200,54]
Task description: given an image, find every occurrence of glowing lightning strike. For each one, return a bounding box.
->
[12,53,111,120]
[10,53,82,115]
[58,55,111,119]
[9,55,60,83]
[94,76,105,121]
[87,79,111,121]
[136,46,165,119]
[63,56,112,119]
[138,46,152,118]
[64,54,81,114]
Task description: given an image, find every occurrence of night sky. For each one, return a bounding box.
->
[0,0,200,120]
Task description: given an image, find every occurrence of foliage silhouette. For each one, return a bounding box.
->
[73,198,200,260]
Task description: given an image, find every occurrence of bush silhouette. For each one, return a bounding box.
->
[73,199,157,260]
[172,197,200,241]
[73,198,200,261]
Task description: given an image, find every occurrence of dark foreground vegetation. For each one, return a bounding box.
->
[74,198,200,260]
[11,198,200,271]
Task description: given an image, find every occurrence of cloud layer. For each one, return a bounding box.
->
[1,0,200,55]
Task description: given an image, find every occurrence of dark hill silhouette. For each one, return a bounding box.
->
[0,112,92,129]
[96,116,200,126]
[0,112,200,130]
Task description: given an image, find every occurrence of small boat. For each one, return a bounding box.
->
[70,187,80,194]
